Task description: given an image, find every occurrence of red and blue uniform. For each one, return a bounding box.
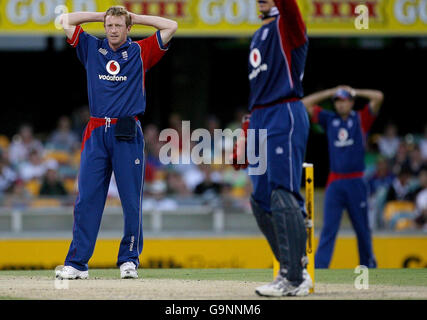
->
[313,104,377,268]
[248,0,309,213]
[64,27,168,271]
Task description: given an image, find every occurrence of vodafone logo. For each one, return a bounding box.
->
[249,48,262,68]
[338,128,349,142]
[99,60,127,82]
[249,48,268,81]
[106,60,120,75]
[334,127,354,147]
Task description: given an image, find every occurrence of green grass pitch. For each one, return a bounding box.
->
[1,268,426,287]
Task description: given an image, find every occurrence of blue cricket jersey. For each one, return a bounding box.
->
[313,104,377,184]
[67,26,168,118]
[248,0,308,111]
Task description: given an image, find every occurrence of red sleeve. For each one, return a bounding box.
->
[66,25,83,48]
[275,0,307,50]
[312,105,323,124]
[135,30,169,71]
[358,104,377,134]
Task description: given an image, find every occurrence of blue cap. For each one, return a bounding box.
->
[333,89,354,101]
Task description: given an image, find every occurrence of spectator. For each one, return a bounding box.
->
[144,161,157,184]
[144,123,160,155]
[378,123,400,159]
[419,124,427,161]
[8,124,44,166]
[71,106,91,141]
[167,112,183,153]
[391,142,410,175]
[165,169,191,196]
[408,165,427,200]
[18,149,57,181]
[408,145,425,176]
[367,157,394,196]
[173,160,204,192]
[47,116,79,152]
[414,189,427,231]
[205,115,223,162]
[5,179,32,209]
[144,124,165,169]
[194,164,223,200]
[0,152,17,195]
[143,180,178,211]
[385,164,415,202]
[39,168,68,196]
[222,165,250,197]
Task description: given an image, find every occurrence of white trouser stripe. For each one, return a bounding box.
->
[287,103,294,192]
[136,121,144,257]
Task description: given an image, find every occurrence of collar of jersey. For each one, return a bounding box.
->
[261,15,278,26]
[103,37,132,52]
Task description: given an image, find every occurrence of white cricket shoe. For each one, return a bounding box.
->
[120,262,138,279]
[55,266,88,280]
[255,273,285,297]
[303,269,313,290]
[256,269,312,297]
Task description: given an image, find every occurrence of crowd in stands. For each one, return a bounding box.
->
[0,109,88,208]
[0,108,426,232]
[0,108,252,213]
[365,123,427,231]
[141,111,251,212]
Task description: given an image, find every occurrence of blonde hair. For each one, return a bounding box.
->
[104,6,132,27]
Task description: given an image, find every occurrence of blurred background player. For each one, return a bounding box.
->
[302,85,384,268]
[55,6,177,280]
[232,0,311,296]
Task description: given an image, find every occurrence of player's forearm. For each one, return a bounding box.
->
[60,12,104,28]
[274,0,301,14]
[60,12,104,40]
[302,88,335,109]
[274,0,306,45]
[354,89,384,113]
[130,14,177,30]
[354,89,383,102]
[130,14,178,44]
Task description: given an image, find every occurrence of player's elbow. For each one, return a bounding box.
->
[57,14,63,28]
[370,90,384,113]
[373,90,384,106]
[170,20,178,35]
[376,90,384,103]
[59,13,75,29]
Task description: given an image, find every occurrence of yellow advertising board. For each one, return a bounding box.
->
[0,0,426,36]
[0,235,426,269]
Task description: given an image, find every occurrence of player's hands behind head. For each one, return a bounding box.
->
[336,85,356,97]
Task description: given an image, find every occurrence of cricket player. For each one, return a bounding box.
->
[55,6,177,279]
[302,85,383,268]
[232,0,312,296]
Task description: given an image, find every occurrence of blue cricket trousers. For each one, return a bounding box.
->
[315,178,377,268]
[248,101,310,212]
[65,117,145,271]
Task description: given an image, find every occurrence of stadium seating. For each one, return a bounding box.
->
[384,201,416,230]
[30,198,61,208]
